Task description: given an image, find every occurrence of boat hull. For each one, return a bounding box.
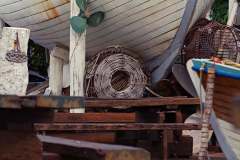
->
[0,0,213,62]
[187,59,240,159]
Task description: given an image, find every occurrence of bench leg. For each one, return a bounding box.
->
[163,130,169,160]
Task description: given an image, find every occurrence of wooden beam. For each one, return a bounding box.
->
[51,45,69,62]
[27,81,49,96]
[34,123,201,131]
[86,97,200,108]
[48,132,116,144]
[53,113,137,123]
[227,0,238,26]
[0,95,84,109]
[49,47,64,95]
[0,19,4,38]
[0,27,30,96]
[70,0,86,113]
[38,135,151,160]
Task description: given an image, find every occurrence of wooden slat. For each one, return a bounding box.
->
[0,95,84,109]
[86,97,200,108]
[35,123,201,131]
[53,113,137,123]
[38,135,151,160]
[48,132,116,144]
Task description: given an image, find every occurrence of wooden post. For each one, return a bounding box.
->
[198,67,215,160]
[0,19,4,38]
[163,130,169,160]
[227,0,238,26]
[70,0,86,113]
[0,27,30,96]
[49,46,69,95]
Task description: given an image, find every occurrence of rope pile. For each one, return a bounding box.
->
[86,46,148,98]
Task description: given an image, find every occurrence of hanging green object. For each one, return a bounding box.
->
[70,16,87,33]
[87,11,105,27]
[76,0,87,12]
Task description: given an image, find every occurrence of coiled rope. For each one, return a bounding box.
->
[86,46,147,98]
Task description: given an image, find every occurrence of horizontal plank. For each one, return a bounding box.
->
[0,95,84,109]
[53,113,137,123]
[86,97,200,108]
[0,96,198,109]
[48,132,116,144]
[38,135,151,160]
[35,123,201,131]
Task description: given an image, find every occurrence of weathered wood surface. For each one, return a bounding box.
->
[53,113,137,123]
[0,19,4,37]
[86,97,200,108]
[0,95,198,109]
[38,135,151,160]
[70,0,85,114]
[0,95,84,109]
[49,47,64,95]
[49,132,116,144]
[27,81,49,96]
[35,123,201,131]
[228,0,239,26]
[0,27,30,96]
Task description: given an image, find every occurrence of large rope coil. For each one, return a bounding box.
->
[86,46,148,98]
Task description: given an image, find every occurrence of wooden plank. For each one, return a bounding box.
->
[0,95,84,109]
[35,123,201,131]
[54,113,137,123]
[49,47,64,96]
[48,132,116,144]
[38,135,151,160]
[0,96,197,109]
[86,97,200,108]
[27,81,49,96]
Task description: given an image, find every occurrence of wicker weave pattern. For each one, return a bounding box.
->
[86,46,147,98]
[184,19,240,63]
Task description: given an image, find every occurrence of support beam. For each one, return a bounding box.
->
[49,46,68,95]
[70,0,86,113]
[0,27,30,96]
[86,97,200,108]
[0,19,4,38]
[228,0,238,26]
[34,123,201,131]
